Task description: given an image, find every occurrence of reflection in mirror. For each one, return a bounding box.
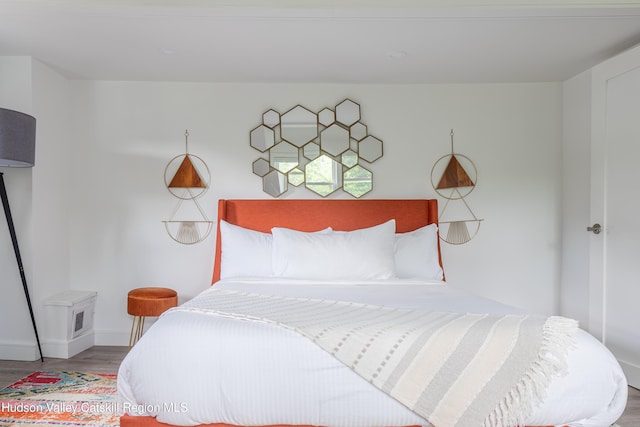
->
[305,155,342,197]
[250,125,275,152]
[341,150,358,168]
[263,110,280,128]
[359,135,383,163]
[263,170,288,197]
[252,158,270,177]
[270,141,298,173]
[249,125,276,152]
[336,99,360,127]
[350,122,367,141]
[318,108,335,126]
[281,106,318,147]
[320,124,349,156]
[343,165,372,198]
[303,142,320,160]
[288,168,304,186]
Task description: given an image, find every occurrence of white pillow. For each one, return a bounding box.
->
[272,220,396,280]
[219,220,273,279]
[394,223,443,280]
[219,221,333,279]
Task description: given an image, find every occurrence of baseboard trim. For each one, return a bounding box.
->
[0,340,40,361]
[42,332,95,359]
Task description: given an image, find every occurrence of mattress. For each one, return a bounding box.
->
[117,279,628,427]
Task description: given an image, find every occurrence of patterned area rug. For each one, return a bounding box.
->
[0,371,120,426]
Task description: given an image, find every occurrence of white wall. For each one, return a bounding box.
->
[31,60,72,354]
[560,70,592,327]
[0,57,71,360]
[66,81,563,345]
[1,61,564,353]
[0,57,37,360]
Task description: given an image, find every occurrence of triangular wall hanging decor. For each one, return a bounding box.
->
[163,196,213,245]
[437,194,482,245]
[436,155,474,189]
[168,155,206,188]
[162,130,213,245]
[431,130,483,245]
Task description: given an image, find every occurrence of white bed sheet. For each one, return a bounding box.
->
[117,279,628,427]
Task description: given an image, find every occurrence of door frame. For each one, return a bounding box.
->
[589,43,640,386]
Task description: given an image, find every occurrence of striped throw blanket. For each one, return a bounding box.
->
[172,289,577,427]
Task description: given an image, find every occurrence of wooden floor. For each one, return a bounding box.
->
[0,346,127,386]
[0,346,638,426]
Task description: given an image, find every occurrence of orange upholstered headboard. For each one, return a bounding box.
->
[212,199,442,284]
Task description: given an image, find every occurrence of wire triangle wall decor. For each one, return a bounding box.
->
[163,196,213,245]
[162,130,213,245]
[431,130,483,245]
[437,193,482,245]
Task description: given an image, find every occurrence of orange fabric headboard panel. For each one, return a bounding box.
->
[212,199,442,284]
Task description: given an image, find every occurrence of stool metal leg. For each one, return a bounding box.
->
[138,317,145,342]
[129,316,146,348]
[129,316,137,348]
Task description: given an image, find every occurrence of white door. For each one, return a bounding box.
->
[590,45,640,388]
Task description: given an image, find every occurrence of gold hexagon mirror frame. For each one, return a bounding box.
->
[250,99,383,198]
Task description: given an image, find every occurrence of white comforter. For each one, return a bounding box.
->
[117,279,628,427]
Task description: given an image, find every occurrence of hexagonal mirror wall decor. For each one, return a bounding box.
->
[250,99,383,198]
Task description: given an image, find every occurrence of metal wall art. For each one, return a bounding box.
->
[163,130,213,244]
[431,130,483,244]
[250,99,383,198]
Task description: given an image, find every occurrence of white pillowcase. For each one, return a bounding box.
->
[272,220,396,280]
[219,221,333,279]
[221,219,442,281]
[219,220,273,279]
[394,223,443,280]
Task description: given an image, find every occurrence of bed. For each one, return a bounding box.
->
[118,199,628,427]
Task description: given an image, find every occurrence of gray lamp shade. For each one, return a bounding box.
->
[0,108,36,167]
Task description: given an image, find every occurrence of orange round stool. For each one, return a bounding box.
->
[127,287,178,347]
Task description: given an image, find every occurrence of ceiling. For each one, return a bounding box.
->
[1,0,640,83]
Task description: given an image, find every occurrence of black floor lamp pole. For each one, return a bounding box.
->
[0,172,43,362]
